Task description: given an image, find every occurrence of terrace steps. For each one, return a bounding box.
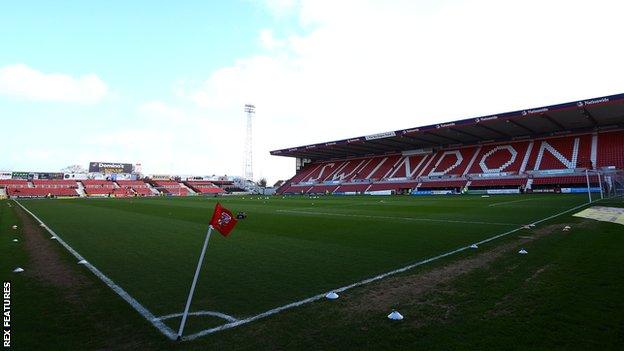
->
[179,182,196,195]
[76,182,87,197]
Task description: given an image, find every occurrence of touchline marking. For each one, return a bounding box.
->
[276,209,518,226]
[13,200,178,341]
[155,310,239,323]
[184,200,593,341]
[488,198,536,207]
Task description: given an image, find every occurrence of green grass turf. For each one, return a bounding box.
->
[0,200,167,350]
[204,197,624,351]
[15,193,590,334]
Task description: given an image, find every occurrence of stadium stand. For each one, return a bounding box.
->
[368,181,418,192]
[82,180,116,188]
[597,130,624,169]
[272,93,624,195]
[4,179,81,197]
[334,183,372,193]
[418,179,468,189]
[0,180,29,188]
[525,134,593,171]
[468,177,527,189]
[81,179,116,196]
[184,181,225,195]
[307,184,340,194]
[32,179,77,188]
[7,187,78,197]
[531,175,599,186]
[466,141,530,175]
[116,180,153,196]
[112,187,135,197]
[151,180,188,196]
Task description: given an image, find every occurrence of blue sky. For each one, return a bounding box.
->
[2,0,623,182]
[1,0,303,180]
[1,2,288,84]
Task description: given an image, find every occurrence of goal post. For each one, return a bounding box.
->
[609,170,624,198]
[591,169,624,200]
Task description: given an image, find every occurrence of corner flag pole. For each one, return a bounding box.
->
[177,224,214,340]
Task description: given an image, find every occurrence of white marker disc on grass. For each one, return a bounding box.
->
[325,292,339,300]
[387,311,403,320]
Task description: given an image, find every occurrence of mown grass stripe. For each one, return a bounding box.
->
[14,200,179,341]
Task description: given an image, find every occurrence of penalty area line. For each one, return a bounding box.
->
[13,200,178,341]
[184,200,593,341]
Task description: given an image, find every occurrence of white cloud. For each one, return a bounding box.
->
[138,100,188,122]
[259,29,285,50]
[259,0,299,16]
[0,64,108,103]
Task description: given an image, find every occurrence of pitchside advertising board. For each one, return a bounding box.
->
[11,172,30,180]
[10,172,65,180]
[37,172,64,180]
[88,162,133,174]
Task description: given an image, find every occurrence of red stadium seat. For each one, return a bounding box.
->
[184,181,226,194]
[8,187,78,197]
[469,178,527,188]
[32,179,77,188]
[0,180,29,188]
[116,180,154,196]
[597,130,624,169]
[277,130,622,194]
[418,180,468,189]
[151,181,189,196]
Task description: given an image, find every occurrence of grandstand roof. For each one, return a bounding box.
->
[270,93,624,160]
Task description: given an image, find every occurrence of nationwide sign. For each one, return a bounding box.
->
[364,131,396,140]
[522,107,549,116]
[475,116,498,123]
[577,97,609,107]
[88,162,133,174]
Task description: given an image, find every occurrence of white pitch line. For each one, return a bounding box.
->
[276,209,519,226]
[184,200,592,341]
[13,200,178,341]
[155,310,239,323]
[488,198,535,207]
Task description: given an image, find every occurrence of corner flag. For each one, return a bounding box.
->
[209,202,237,236]
[177,202,238,340]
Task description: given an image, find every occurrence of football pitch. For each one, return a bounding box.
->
[13,193,597,340]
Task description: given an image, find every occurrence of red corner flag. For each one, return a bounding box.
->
[209,202,237,237]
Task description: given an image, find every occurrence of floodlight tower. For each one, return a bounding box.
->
[243,104,255,181]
